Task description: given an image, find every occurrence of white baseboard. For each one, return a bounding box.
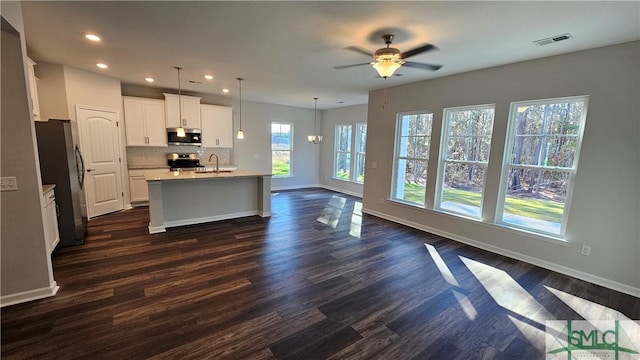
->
[0,281,60,307]
[320,185,363,198]
[163,211,259,229]
[363,207,640,298]
[271,183,321,191]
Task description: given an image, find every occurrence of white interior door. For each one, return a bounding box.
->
[77,106,124,218]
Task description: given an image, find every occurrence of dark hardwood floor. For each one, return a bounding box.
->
[2,189,638,359]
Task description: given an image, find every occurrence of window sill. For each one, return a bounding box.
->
[331,177,363,185]
[387,199,570,246]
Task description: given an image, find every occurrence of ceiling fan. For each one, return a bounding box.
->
[334,34,442,78]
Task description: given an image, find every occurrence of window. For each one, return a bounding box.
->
[436,105,495,218]
[334,124,352,180]
[497,96,588,237]
[354,123,367,183]
[391,112,434,206]
[271,122,292,177]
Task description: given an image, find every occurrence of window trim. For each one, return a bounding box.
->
[495,95,589,238]
[390,110,434,207]
[434,104,496,219]
[271,121,293,178]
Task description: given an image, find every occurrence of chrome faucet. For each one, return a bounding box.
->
[208,153,219,173]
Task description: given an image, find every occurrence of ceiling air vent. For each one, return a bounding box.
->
[533,33,572,46]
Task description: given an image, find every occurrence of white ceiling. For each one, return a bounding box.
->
[21,1,640,110]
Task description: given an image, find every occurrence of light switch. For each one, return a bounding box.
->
[1,177,18,191]
[372,162,378,169]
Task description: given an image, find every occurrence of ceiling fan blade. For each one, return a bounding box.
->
[345,46,374,58]
[400,43,437,59]
[403,61,443,71]
[333,62,371,70]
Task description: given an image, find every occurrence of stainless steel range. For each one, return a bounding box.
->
[167,153,204,171]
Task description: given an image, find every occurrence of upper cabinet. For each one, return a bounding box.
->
[201,104,233,148]
[123,96,167,147]
[164,93,201,129]
[27,57,41,121]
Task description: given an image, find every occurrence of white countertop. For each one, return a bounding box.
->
[145,169,271,181]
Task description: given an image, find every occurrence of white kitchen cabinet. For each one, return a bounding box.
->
[27,57,41,121]
[43,186,59,254]
[201,104,233,148]
[123,97,167,147]
[164,93,201,129]
[129,168,169,204]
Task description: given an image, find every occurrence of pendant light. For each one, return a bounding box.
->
[236,77,245,140]
[308,97,322,144]
[174,66,186,137]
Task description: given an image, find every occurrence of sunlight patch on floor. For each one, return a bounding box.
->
[508,315,546,351]
[349,201,362,238]
[461,256,554,326]
[452,289,478,320]
[425,244,460,287]
[317,195,346,228]
[425,243,477,320]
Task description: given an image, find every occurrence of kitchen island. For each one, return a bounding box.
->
[145,170,272,234]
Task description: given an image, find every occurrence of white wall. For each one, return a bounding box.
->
[363,41,640,295]
[319,104,368,197]
[1,3,57,306]
[236,100,319,190]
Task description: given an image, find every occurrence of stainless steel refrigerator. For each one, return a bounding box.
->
[35,119,86,248]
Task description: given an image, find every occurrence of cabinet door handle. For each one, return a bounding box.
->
[87,168,96,172]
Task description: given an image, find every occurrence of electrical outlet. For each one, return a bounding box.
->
[581,245,591,256]
[0,177,18,191]
[380,197,385,204]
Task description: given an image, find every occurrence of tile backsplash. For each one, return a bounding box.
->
[126,146,231,168]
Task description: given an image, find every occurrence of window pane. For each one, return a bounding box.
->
[336,125,352,152]
[355,123,367,183]
[394,159,428,205]
[272,122,292,177]
[335,152,351,179]
[502,168,570,234]
[355,153,365,183]
[499,97,588,236]
[272,150,290,176]
[356,124,367,153]
[398,114,432,159]
[440,163,486,217]
[392,112,433,206]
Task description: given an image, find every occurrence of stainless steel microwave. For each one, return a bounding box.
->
[167,128,201,146]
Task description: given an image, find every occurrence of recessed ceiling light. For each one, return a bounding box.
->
[85,33,101,42]
[96,63,108,69]
[145,77,154,83]
[222,88,230,93]
[204,74,214,80]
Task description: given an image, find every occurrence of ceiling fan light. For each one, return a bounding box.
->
[373,60,403,78]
